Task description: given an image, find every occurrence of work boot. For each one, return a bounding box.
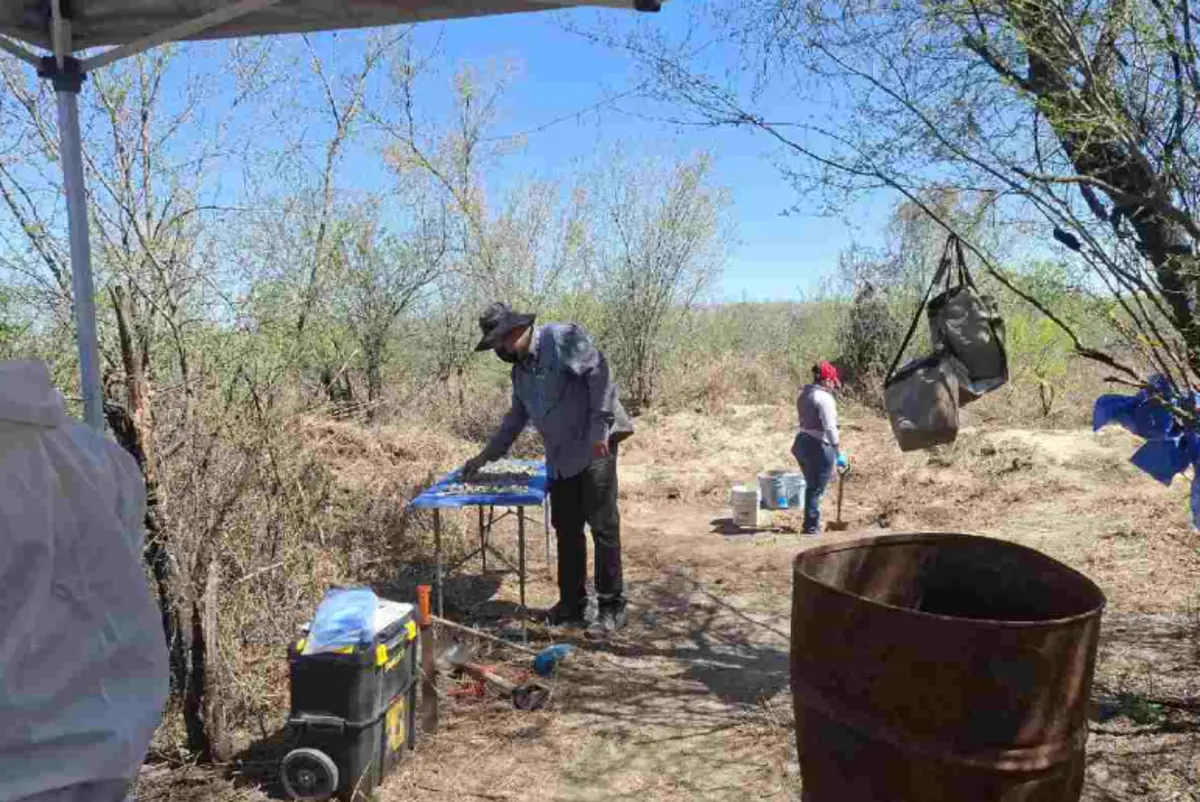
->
[544,601,589,628]
[587,604,627,638]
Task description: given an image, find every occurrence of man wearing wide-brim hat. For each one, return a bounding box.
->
[464,302,634,635]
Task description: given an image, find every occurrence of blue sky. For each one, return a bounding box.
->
[72,6,895,303]
[303,7,897,302]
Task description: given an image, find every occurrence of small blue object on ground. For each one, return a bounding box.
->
[533,644,574,676]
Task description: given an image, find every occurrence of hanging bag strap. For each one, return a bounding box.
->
[955,235,1009,382]
[886,235,955,384]
[941,233,1010,386]
[952,235,979,291]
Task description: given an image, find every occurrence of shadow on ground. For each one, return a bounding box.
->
[709,516,797,536]
[548,570,794,800]
[1081,612,1200,801]
[373,559,503,614]
[228,728,293,800]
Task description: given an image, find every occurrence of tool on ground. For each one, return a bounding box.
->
[418,585,438,734]
[437,643,550,711]
[427,612,624,673]
[827,464,851,532]
[429,613,541,657]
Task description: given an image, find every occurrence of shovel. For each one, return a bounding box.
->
[826,464,851,532]
[437,643,551,711]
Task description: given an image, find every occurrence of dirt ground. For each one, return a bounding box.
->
[136,404,1200,801]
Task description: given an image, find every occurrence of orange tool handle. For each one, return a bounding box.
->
[417,585,431,627]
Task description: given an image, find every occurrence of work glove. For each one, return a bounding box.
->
[836,451,849,469]
[462,454,487,477]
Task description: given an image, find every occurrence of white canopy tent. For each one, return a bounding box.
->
[0,0,660,429]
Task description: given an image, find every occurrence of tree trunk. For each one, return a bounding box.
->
[183,555,230,762]
[109,286,184,679]
[109,284,227,762]
[1007,4,1200,372]
[365,332,383,421]
[104,399,182,683]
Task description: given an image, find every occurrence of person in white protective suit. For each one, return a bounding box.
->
[0,360,168,802]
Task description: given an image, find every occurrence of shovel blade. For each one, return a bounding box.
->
[436,642,474,673]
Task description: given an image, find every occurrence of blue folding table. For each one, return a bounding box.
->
[410,460,550,617]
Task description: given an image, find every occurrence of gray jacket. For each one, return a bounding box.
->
[481,323,634,480]
[798,384,839,447]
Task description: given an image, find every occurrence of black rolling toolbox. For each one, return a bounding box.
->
[280,598,418,801]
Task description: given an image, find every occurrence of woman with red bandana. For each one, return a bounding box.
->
[791,361,848,534]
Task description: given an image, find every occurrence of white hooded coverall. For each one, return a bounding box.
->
[0,360,168,801]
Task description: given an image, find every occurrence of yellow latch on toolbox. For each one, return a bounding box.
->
[405,621,417,641]
[294,639,353,656]
[384,646,405,671]
[375,644,388,667]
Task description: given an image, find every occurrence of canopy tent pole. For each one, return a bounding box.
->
[40,57,104,429]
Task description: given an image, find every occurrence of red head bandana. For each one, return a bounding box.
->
[818,361,841,388]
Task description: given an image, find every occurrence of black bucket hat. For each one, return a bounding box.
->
[474,302,536,352]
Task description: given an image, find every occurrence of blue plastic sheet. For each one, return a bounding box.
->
[1093,376,1200,528]
[1131,439,1191,486]
[304,587,378,654]
[1093,394,1174,440]
[410,460,548,509]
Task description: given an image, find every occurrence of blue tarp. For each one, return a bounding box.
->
[1093,375,1200,528]
[410,459,548,509]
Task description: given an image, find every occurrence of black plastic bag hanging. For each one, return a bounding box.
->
[883,237,963,451]
[926,235,1008,404]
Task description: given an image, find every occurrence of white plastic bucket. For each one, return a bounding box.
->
[731,485,761,528]
[783,472,805,507]
[758,470,791,510]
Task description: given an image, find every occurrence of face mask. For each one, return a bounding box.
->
[496,348,519,364]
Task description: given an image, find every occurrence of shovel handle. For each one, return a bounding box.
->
[835,465,847,520]
[459,661,518,695]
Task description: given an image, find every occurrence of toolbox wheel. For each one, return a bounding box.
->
[280,747,339,800]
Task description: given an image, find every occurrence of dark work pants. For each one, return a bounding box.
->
[549,449,624,614]
[792,432,836,534]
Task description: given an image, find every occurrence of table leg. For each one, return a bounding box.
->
[517,506,526,610]
[544,498,551,565]
[434,508,444,618]
[479,506,487,574]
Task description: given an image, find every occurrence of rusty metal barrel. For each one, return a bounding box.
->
[791,533,1105,802]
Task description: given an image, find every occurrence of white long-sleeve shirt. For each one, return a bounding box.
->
[0,360,168,802]
[798,384,840,447]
